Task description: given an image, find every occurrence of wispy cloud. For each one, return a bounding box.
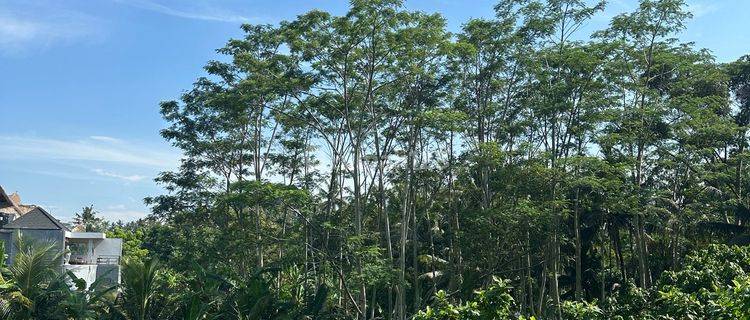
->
[92,168,147,182]
[107,204,127,210]
[687,1,719,18]
[0,5,103,55]
[89,135,123,143]
[0,135,179,168]
[8,167,103,182]
[56,204,148,222]
[100,208,148,222]
[114,0,256,23]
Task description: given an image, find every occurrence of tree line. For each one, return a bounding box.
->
[3,0,750,318]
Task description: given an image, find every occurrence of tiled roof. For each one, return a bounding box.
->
[0,187,38,217]
[2,207,70,231]
[8,193,20,206]
[17,205,36,214]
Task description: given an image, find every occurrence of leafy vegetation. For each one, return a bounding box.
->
[3,0,750,318]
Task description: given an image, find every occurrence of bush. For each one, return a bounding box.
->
[414,277,519,320]
[602,244,750,319]
[561,300,604,320]
[710,275,750,319]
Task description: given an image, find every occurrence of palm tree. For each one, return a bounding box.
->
[0,234,63,319]
[60,271,119,319]
[73,205,105,232]
[0,244,21,318]
[120,258,161,320]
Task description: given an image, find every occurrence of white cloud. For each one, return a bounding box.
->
[89,135,123,143]
[0,135,179,168]
[687,1,719,18]
[92,168,147,182]
[0,6,103,54]
[100,208,148,222]
[114,0,256,23]
[58,205,147,223]
[9,167,100,181]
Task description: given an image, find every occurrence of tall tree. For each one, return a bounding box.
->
[596,0,692,289]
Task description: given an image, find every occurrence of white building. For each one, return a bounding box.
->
[0,186,122,287]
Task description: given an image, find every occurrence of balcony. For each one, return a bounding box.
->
[62,232,122,286]
[68,254,120,265]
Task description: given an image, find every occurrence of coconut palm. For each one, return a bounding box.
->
[120,258,161,320]
[0,234,63,319]
[60,270,119,319]
[73,205,106,232]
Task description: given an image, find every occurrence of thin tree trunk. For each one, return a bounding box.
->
[398,125,417,320]
[537,251,548,317]
[574,187,582,300]
[411,194,420,313]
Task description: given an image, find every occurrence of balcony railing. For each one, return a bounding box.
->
[97,255,120,265]
[68,255,120,265]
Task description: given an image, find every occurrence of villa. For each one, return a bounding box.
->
[0,186,122,286]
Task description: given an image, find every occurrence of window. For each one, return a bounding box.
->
[68,242,87,256]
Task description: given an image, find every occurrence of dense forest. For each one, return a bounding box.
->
[3,0,750,318]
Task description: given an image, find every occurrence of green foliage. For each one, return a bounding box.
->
[712,275,750,319]
[73,205,107,232]
[599,245,750,319]
[561,301,604,320]
[59,271,119,320]
[660,245,750,296]
[120,258,162,320]
[107,226,149,262]
[4,236,64,318]
[6,0,750,319]
[414,277,517,320]
[412,265,750,320]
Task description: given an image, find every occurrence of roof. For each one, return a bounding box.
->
[0,186,35,216]
[65,232,107,239]
[8,193,20,205]
[0,186,23,216]
[2,207,70,231]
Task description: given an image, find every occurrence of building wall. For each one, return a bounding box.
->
[65,264,98,288]
[64,264,121,288]
[0,229,65,265]
[0,228,122,286]
[96,264,121,286]
[94,238,122,260]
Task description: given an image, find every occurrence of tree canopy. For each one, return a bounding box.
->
[2,0,750,319]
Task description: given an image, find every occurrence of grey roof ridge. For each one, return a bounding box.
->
[2,207,70,231]
[36,207,70,231]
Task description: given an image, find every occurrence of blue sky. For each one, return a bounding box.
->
[0,0,748,223]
